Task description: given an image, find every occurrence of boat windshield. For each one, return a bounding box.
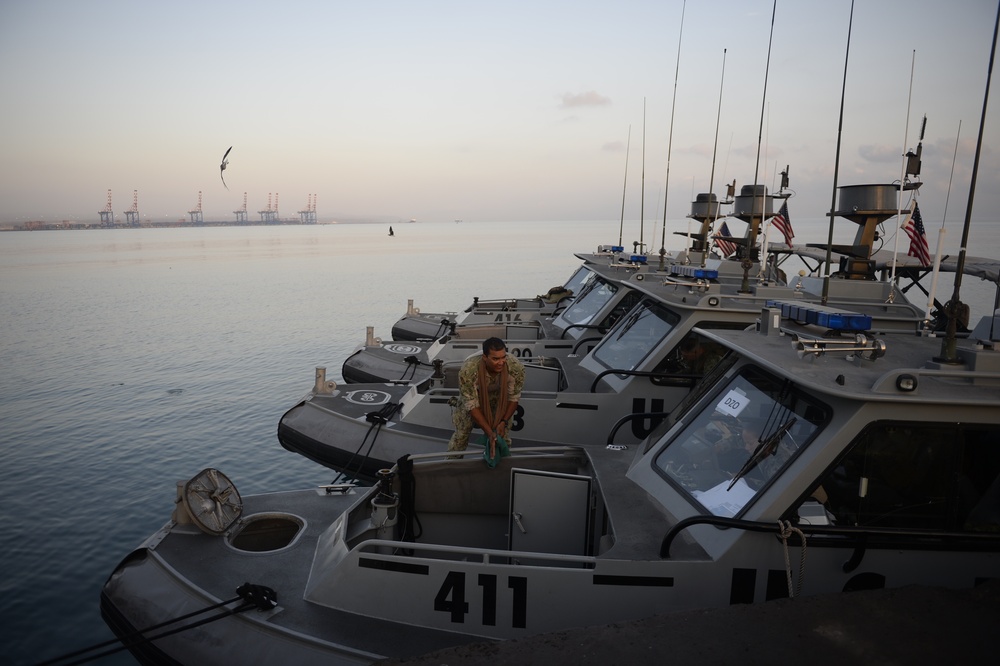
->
[591,301,679,371]
[562,265,592,296]
[654,366,827,517]
[556,273,619,327]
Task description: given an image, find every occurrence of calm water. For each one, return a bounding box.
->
[1,217,996,665]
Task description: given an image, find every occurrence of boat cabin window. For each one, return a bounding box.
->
[654,366,827,517]
[795,422,1000,533]
[650,325,746,387]
[561,266,592,299]
[595,289,643,333]
[556,273,619,328]
[591,301,680,372]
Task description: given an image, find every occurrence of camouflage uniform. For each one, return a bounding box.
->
[447,354,526,451]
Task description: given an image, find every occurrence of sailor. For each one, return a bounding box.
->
[447,337,525,459]
[714,417,765,474]
[716,416,799,487]
[676,335,723,377]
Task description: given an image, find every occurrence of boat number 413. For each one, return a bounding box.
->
[434,571,528,628]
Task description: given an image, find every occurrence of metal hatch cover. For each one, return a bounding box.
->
[182,468,243,535]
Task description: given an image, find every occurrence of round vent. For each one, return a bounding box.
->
[182,468,243,535]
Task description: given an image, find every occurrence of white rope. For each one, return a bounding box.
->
[778,520,807,598]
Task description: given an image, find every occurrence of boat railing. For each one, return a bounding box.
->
[659,514,1000,561]
[354,538,597,569]
[571,335,604,355]
[392,445,589,471]
[589,368,698,393]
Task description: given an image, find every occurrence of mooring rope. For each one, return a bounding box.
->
[401,354,436,382]
[39,583,277,666]
[777,519,807,598]
[331,402,401,483]
[432,319,453,340]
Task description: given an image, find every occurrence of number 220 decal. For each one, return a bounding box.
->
[434,571,527,628]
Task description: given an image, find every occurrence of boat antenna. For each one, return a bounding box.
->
[659,0,686,270]
[757,104,771,279]
[640,97,646,256]
[701,47,728,269]
[939,0,1000,362]
[741,0,776,294]
[618,124,631,248]
[708,49,727,205]
[822,0,855,305]
[924,119,962,328]
[889,50,918,292]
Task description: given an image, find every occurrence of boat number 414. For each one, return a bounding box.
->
[434,571,528,628]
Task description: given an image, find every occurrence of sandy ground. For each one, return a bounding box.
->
[377,581,999,665]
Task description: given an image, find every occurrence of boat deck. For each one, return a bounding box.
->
[144,489,486,659]
[135,444,702,658]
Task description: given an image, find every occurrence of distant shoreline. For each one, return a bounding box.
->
[0,219,407,231]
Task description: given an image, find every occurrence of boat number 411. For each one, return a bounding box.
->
[434,571,528,628]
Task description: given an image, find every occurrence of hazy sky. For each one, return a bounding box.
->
[2,0,1000,229]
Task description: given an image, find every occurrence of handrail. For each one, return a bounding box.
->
[605,411,670,446]
[571,336,603,355]
[659,513,1000,559]
[559,323,607,339]
[590,368,698,393]
[393,445,588,471]
[357,538,597,567]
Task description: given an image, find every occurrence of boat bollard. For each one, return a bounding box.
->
[364,326,382,347]
[314,366,335,395]
[406,299,420,315]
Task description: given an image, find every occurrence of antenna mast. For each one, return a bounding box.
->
[658,0,686,270]
[740,0,777,293]
[618,125,631,248]
[939,1,1000,362]
[822,0,855,304]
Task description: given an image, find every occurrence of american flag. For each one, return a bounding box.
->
[903,201,931,265]
[713,221,738,257]
[771,201,794,247]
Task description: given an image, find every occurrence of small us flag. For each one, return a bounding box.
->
[903,202,931,265]
[713,221,738,257]
[772,201,794,247]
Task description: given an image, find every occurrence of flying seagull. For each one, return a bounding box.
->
[220,146,232,190]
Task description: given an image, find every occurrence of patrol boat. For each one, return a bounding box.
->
[343,256,654,383]
[100,301,1000,665]
[387,245,628,342]
[344,185,775,384]
[280,179,956,482]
